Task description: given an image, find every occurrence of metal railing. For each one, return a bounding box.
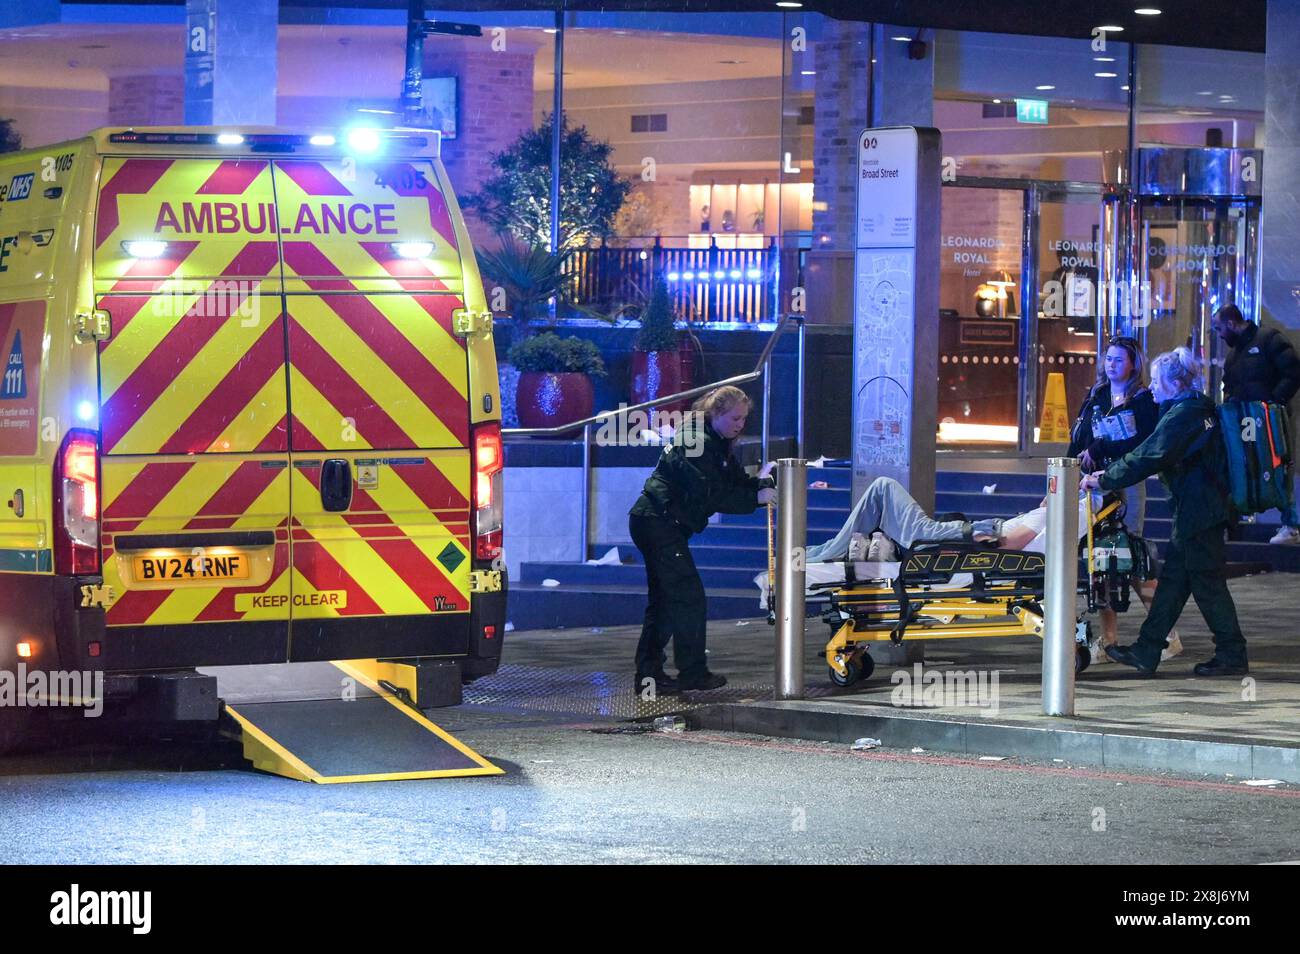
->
[503,314,806,559]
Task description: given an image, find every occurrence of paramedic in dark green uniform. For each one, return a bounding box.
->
[1081,348,1249,677]
[629,386,776,694]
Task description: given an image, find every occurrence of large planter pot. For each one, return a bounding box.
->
[630,349,685,423]
[516,371,595,430]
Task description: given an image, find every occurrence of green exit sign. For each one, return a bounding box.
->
[1016,98,1049,124]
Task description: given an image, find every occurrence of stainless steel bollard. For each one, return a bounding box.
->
[1043,457,1080,716]
[774,458,807,700]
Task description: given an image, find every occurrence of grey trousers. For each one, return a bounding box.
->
[806,477,968,563]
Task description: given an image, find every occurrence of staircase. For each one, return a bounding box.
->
[507,463,1290,631]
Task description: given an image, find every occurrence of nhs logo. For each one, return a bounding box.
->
[8,173,34,201]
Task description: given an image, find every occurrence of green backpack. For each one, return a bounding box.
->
[1217,400,1293,516]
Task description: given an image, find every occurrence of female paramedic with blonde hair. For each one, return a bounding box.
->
[628,385,776,695]
[1081,348,1249,678]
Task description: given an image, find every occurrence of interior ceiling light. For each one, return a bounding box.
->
[1095,72,1118,78]
[775,2,804,7]
[1096,25,1125,32]
[1036,84,1056,90]
[891,35,911,41]
[1134,8,1162,15]
[1094,56,1116,62]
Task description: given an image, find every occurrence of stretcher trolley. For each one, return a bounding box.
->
[800,494,1153,687]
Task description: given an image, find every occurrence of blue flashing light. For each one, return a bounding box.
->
[667,272,681,281]
[682,271,696,280]
[746,268,763,280]
[713,270,725,280]
[76,401,96,422]
[346,127,383,154]
[728,269,743,280]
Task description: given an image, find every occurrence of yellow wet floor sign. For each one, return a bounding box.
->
[1039,372,1071,443]
[222,661,503,783]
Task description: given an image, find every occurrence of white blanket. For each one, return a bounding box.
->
[753,562,975,609]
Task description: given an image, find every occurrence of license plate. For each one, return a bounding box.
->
[132,550,251,583]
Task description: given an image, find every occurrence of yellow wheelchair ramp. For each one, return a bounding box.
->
[218,661,503,784]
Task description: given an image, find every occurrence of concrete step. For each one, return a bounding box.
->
[506,582,762,630]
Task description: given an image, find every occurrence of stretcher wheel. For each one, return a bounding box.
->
[829,659,860,687]
[858,652,875,681]
[829,652,875,687]
[1075,645,1091,675]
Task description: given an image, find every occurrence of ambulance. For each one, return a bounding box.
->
[0,127,506,748]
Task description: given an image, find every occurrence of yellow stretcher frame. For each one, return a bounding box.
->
[814,494,1124,686]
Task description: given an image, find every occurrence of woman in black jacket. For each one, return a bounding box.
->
[628,386,776,694]
[1068,335,1169,661]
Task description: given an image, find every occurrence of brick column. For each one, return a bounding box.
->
[432,46,537,250]
[805,20,870,326]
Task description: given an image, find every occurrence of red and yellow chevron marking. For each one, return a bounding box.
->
[287,292,468,450]
[97,292,289,456]
[289,451,470,619]
[101,457,292,626]
[275,158,462,294]
[94,158,283,293]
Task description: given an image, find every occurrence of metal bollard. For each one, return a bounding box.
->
[1043,457,1080,716]
[774,458,807,700]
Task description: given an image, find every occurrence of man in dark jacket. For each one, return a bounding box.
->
[629,389,775,692]
[1213,304,1300,543]
[1082,349,1248,677]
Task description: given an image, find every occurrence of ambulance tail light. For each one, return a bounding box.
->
[473,423,503,561]
[54,429,100,575]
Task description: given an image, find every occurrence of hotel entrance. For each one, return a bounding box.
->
[939,148,1262,457]
[938,177,1104,456]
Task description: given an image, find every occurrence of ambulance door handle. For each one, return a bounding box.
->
[320,459,353,513]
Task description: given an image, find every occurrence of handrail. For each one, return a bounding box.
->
[503,314,802,439]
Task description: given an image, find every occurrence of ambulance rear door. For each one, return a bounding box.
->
[94,156,292,668]
[273,156,472,661]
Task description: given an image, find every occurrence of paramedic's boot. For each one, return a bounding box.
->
[1104,643,1158,677]
[1269,525,1300,545]
[1192,656,1249,677]
[634,672,680,696]
[678,671,727,691]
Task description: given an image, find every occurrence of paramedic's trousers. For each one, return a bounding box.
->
[629,514,709,682]
[1131,523,1248,669]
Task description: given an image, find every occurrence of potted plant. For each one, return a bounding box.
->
[509,332,606,430]
[630,277,687,423]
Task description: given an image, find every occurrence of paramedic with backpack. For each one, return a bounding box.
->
[1213,304,1300,544]
[1081,348,1249,677]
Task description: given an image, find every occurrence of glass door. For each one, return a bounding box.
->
[1030,184,1106,454]
[1137,196,1261,395]
[937,183,1026,450]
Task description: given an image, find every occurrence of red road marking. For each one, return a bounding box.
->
[658,731,1300,799]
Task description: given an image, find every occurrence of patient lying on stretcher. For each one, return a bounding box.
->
[804,476,1089,564]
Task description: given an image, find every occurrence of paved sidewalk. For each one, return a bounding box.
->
[494,573,1300,778]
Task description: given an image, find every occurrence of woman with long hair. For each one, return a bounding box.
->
[1068,335,1176,660]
